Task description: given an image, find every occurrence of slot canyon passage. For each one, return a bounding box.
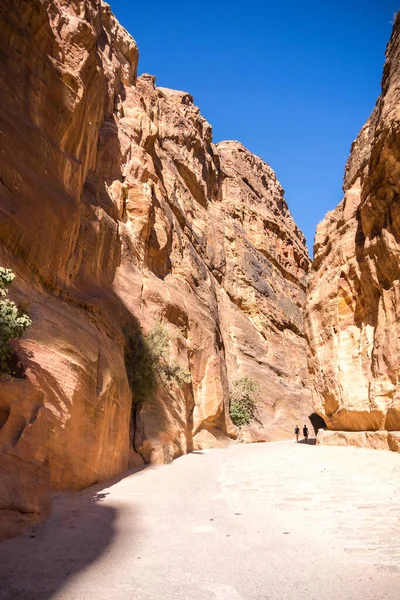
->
[0,1,399,598]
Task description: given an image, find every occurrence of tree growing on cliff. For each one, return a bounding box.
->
[147,325,191,388]
[124,329,157,406]
[0,267,32,373]
[124,323,191,406]
[229,376,260,427]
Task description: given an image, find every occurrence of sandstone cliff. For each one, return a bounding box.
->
[306,14,400,452]
[0,0,311,537]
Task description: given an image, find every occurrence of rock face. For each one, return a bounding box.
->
[306,15,400,449]
[316,430,400,453]
[215,142,311,443]
[0,0,311,537]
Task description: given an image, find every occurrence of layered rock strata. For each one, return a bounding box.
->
[0,0,311,537]
[306,15,400,450]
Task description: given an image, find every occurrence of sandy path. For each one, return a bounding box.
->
[0,441,399,599]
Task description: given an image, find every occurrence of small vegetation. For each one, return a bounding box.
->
[229,375,260,427]
[0,267,31,374]
[124,323,191,405]
[124,328,157,405]
[158,358,192,388]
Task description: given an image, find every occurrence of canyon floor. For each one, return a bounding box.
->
[0,441,399,600]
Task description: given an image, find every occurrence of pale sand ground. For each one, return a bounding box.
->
[0,441,399,600]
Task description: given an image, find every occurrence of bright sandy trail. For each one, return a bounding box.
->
[0,441,399,599]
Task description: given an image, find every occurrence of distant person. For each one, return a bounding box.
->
[294,425,300,443]
[303,424,309,443]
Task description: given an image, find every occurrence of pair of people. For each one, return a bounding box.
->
[294,424,308,443]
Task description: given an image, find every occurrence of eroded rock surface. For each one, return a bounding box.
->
[215,142,311,442]
[306,15,400,448]
[0,0,311,537]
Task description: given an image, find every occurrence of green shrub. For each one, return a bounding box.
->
[124,323,191,404]
[0,267,31,373]
[146,323,170,364]
[124,329,157,405]
[159,358,192,389]
[229,375,260,427]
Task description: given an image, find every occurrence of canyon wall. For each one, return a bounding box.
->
[0,0,311,537]
[306,14,400,452]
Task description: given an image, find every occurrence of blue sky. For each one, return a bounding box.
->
[109,0,397,255]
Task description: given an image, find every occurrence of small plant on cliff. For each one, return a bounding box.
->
[146,323,170,365]
[146,324,191,389]
[0,267,32,373]
[124,328,157,405]
[229,376,260,427]
[160,358,192,388]
[124,323,191,405]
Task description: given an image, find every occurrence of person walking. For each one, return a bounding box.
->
[303,424,309,443]
[294,425,300,442]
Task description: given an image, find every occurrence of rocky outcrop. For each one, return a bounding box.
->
[306,15,400,449]
[215,142,311,442]
[316,430,400,452]
[0,0,311,537]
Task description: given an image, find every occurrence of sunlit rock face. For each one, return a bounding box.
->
[306,15,400,449]
[215,142,312,443]
[0,0,310,537]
